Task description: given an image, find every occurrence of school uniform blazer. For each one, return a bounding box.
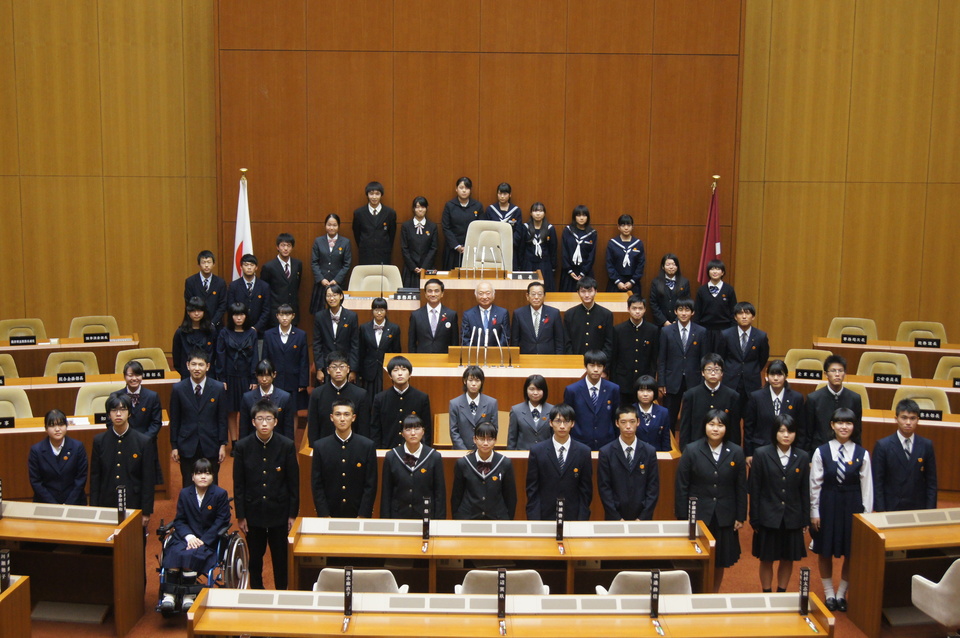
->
[678,383,742,450]
[306,381,371,444]
[380,445,447,519]
[226,277,272,333]
[742,386,805,456]
[609,320,660,392]
[239,386,295,440]
[184,272,228,328]
[312,307,361,372]
[748,444,810,529]
[232,432,300,527]
[460,304,510,348]
[657,322,706,394]
[90,427,155,515]
[648,275,692,326]
[28,436,88,505]
[449,394,499,450]
[400,218,439,287]
[260,257,304,323]
[261,327,310,392]
[311,433,378,518]
[441,198,483,269]
[872,433,937,511]
[563,303,615,358]
[633,403,673,452]
[172,327,218,379]
[109,387,162,440]
[507,402,554,451]
[804,386,863,452]
[169,378,228,458]
[310,235,352,287]
[408,305,459,353]
[511,304,565,355]
[352,205,397,266]
[172,484,231,546]
[674,438,747,526]
[563,379,621,451]
[525,438,593,521]
[718,327,770,394]
[358,320,401,382]
[371,385,432,449]
[451,452,518,520]
[598,438,659,520]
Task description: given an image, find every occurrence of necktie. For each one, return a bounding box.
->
[666,279,675,290]
[128,392,139,408]
[284,263,290,279]
[773,398,781,415]
[531,408,540,421]
[533,310,540,337]
[558,445,565,472]
[194,384,202,399]
[470,402,477,415]
[591,387,599,408]
[709,285,719,295]
[203,278,209,291]
[246,281,253,294]
[836,445,847,484]
[430,308,439,336]
[740,331,748,356]
[626,446,633,465]
[404,453,418,468]
[904,437,912,459]
[642,411,652,426]
[477,461,492,475]
[681,327,688,351]
[483,310,489,330]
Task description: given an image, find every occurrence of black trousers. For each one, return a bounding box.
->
[245,524,288,589]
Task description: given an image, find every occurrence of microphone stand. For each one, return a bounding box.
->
[483,328,489,368]
[492,329,504,367]
[467,327,477,366]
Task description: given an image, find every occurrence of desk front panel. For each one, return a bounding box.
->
[857,409,960,491]
[0,575,30,638]
[813,337,960,380]
[0,335,140,378]
[789,373,960,414]
[18,371,180,418]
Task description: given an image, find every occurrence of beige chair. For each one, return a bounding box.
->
[895,320,947,343]
[783,348,832,372]
[313,568,409,594]
[0,387,33,418]
[68,315,120,337]
[815,382,870,410]
[434,411,511,449]
[347,265,404,295]
[596,570,692,596]
[856,351,912,378]
[455,569,549,595]
[461,220,514,271]
[933,356,960,381]
[0,354,20,378]
[115,347,170,374]
[891,387,951,414]
[75,382,126,416]
[912,558,960,630]
[827,317,878,341]
[0,318,47,341]
[43,352,100,377]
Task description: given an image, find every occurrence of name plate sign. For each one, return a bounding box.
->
[83,333,110,343]
[57,372,86,384]
[915,338,941,348]
[873,373,901,385]
[919,410,943,421]
[142,369,165,380]
[0,417,14,429]
[841,334,867,344]
[9,335,36,346]
[795,369,822,380]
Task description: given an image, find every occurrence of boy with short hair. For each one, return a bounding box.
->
[605,214,645,293]
[525,404,593,520]
[872,399,937,512]
[184,250,227,329]
[239,359,295,440]
[678,353,741,450]
[311,398,378,518]
[306,351,370,444]
[449,365,499,450]
[563,276,614,358]
[259,233,303,326]
[598,405,659,520]
[226,254,272,334]
[169,349,228,486]
[719,301,770,411]
[609,294,659,406]
[352,181,397,266]
[451,421,518,519]
[657,297,705,429]
[109,360,163,483]
[563,350,620,451]
[371,355,432,449]
[804,355,863,452]
[261,303,310,411]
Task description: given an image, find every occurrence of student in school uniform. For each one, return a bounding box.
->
[648,253,691,327]
[441,176,483,270]
[507,374,553,451]
[743,360,805,464]
[678,353,742,451]
[239,359,295,440]
[399,196,438,288]
[449,365,499,450]
[563,350,621,451]
[804,355,863,452]
[632,375,672,452]
[109,360,163,484]
[484,182,523,269]
[609,294,659,407]
[309,213,352,314]
[563,276,614,358]
[261,304,310,411]
[311,399,378,518]
[657,297,705,430]
[356,297,401,403]
[718,301,770,411]
[352,181,397,266]
[380,415,446,519]
[217,302,258,446]
[605,214,645,294]
[259,233,304,327]
[172,296,218,379]
[872,398,937,512]
[511,281,565,355]
[371,356,432,449]
[693,259,738,353]
[312,283,360,383]
[169,349,228,487]
[306,351,370,444]
[28,409,88,505]
[518,202,558,291]
[560,205,598,292]
[184,250,227,329]
[525,403,593,521]
[598,405,660,520]
[407,278,459,354]
[226,254,272,335]
[451,421,518,520]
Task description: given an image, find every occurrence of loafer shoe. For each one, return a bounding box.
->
[825,597,837,612]
[837,598,847,612]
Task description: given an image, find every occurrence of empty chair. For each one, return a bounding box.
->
[461,220,514,270]
[0,354,20,379]
[596,570,692,596]
[455,569,549,595]
[912,558,960,631]
[0,387,33,418]
[783,348,832,373]
[433,411,510,449]
[347,265,404,294]
[891,387,951,414]
[0,318,47,341]
[68,315,120,338]
[896,321,947,343]
[933,356,960,381]
[313,568,408,594]
[856,352,912,378]
[815,382,870,410]
[75,382,126,416]
[115,347,170,374]
[43,352,100,377]
[827,317,878,341]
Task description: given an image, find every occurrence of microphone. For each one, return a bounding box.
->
[483,328,489,368]
[468,326,477,366]
[492,328,504,367]
[480,245,486,279]
[379,262,384,299]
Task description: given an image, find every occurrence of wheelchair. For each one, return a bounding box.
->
[154,518,249,617]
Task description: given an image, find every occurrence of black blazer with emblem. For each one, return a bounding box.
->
[260,256,304,325]
[226,277,272,333]
[380,445,447,519]
[357,320,401,383]
[240,386,295,440]
[109,387,162,440]
[371,385,432,449]
[718,326,770,395]
[674,438,747,526]
[598,438,659,520]
[748,444,810,529]
[169,378,228,458]
[657,321,706,394]
[408,304,459,353]
[648,274,692,326]
[511,304,565,355]
[742,386,805,456]
[400,218,439,288]
[451,452,517,520]
[679,382,742,450]
[507,401,554,451]
[28,436,88,505]
[261,326,310,394]
[872,433,937,511]
[311,433,378,518]
[525,438,593,521]
[232,432,299,528]
[184,272,228,329]
[312,307,361,372]
[353,205,398,266]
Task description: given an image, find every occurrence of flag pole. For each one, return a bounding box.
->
[711,174,720,193]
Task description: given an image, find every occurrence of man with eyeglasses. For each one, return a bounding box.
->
[306,351,370,445]
[525,403,593,521]
[511,281,565,355]
[678,353,741,451]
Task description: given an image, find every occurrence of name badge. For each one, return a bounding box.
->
[841,334,867,345]
[873,373,901,385]
[795,369,822,380]
[83,333,110,343]
[57,372,86,384]
[8,336,36,346]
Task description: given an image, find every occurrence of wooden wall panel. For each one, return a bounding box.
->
[184,0,217,178]
[480,0,566,53]
[0,0,18,175]
[649,55,738,226]
[218,0,305,50]
[14,0,101,176]
[928,2,960,183]
[562,54,652,223]
[737,0,770,183]
[20,177,106,337]
[99,0,185,177]
[765,0,853,182]
[394,0,480,52]
[733,181,763,307]
[306,0,393,51]
[919,184,960,327]
[219,50,307,222]
[839,183,925,340]
[652,0,742,55]
[186,178,220,272]
[478,54,566,217]
[566,0,654,54]
[0,177,25,319]
[846,0,937,183]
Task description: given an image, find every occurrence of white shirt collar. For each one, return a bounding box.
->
[586,379,602,393]
[404,444,421,459]
[552,436,570,456]
[369,205,381,215]
[619,437,637,455]
[260,385,274,396]
[769,386,784,401]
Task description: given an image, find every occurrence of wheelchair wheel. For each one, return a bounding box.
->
[222,532,249,589]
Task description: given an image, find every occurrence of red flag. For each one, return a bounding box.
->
[232,172,253,280]
[697,183,721,285]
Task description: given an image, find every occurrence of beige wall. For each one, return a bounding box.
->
[737,0,958,356]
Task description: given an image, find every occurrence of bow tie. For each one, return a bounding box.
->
[404,453,418,468]
[477,461,492,475]
[374,325,383,333]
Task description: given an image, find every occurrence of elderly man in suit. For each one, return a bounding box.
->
[872,398,937,512]
[511,281,564,355]
[461,280,510,349]
[408,278,459,354]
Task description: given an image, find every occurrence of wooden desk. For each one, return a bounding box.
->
[0,335,140,378]
[813,336,960,380]
[849,508,960,638]
[288,518,714,595]
[189,588,832,638]
[0,501,145,637]
[0,575,30,638]
[13,371,180,419]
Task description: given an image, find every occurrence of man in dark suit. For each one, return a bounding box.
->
[169,349,228,487]
[803,355,863,452]
[352,181,397,266]
[742,360,805,461]
[678,353,742,450]
[511,281,565,355]
[226,254,272,334]
[609,295,660,406]
[460,280,510,348]
[233,399,299,590]
[597,406,660,520]
[311,398,378,517]
[525,403,593,521]
[184,249,227,329]
[657,298,705,429]
[562,350,621,451]
[109,360,163,483]
[239,360,295,439]
[563,276,614,358]
[306,351,370,445]
[408,278,459,353]
[259,233,304,327]
[872,399,937,511]
[718,302,770,410]
[261,304,310,410]
[371,356,432,449]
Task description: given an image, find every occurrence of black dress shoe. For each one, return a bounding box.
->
[837,598,847,612]
[825,597,837,611]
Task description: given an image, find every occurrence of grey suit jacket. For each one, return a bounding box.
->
[448,393,499,450]
[507,401,553,450]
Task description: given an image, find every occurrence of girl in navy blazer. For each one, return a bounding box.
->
[632,375,672,452]
[172,296,218,380]
[216,302,257,445]
[310,213,353,313]
[507,374,553,450]
[648,253,692,327]
[27,409,88,505]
